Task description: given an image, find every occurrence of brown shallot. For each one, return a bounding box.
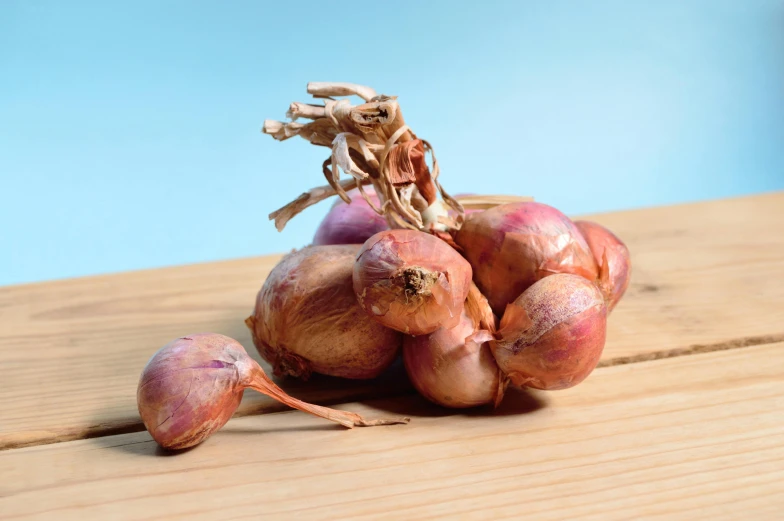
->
[575,220,631,311]
[313,187,389,246]
[246,245,402,380]
[454,202,598,315]
[492,274,607,390]
[403,285,506,408]
[353,229,472,335]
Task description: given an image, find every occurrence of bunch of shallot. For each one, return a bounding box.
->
[254,82,631,402]
[136,82,631,451]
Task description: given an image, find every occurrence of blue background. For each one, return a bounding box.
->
[2,0,783,286]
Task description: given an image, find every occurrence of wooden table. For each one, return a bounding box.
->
[1,193,783,520]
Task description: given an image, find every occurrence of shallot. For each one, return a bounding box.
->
[313,187,388,246]
[454,202,598,315]
[403,284,506,408]
[137,333,408,450]
[575,220,631,311]
[246,245,402,380]
[492,274,607,390]
[353,229,472,335]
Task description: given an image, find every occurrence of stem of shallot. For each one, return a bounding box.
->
[247,361,410,428]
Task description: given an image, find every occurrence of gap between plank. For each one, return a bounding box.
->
[2,332,782,452]
[596,333,784,367]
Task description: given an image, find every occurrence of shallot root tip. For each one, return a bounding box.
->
[399,266,438,296]
[355,416,411,427]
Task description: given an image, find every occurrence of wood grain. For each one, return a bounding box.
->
[1,192,783,449]
[2,343,782,520]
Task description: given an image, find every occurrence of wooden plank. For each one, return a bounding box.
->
[590,191,784,358]
[1,192,783,449]
[1,343,782,520]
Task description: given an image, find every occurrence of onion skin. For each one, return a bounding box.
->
[454,202,598,315]
[246,245,402,380]
[137,333,255,450]
[313,188,388,246]
[492,274,607,390]
[353,230,472,335]
[574,220,631,311]
[403,286,504,408]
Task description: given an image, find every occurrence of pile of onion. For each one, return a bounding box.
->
[135,84,637,453]
[136,200,630,451]
[245,201,628,407]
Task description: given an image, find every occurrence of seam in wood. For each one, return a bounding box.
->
[2,333,782,452]
[596,333,784,368]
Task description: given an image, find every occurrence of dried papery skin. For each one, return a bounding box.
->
[574,220,631,312]
[454,202,599,315]
[387,139,438,205]
[465,282,498,335]
[246,245,402,380]
[137,333,409,450]
[353,230,472,335]
[313,188,389,246]
[403,285,506,408]
[492,274,607,391]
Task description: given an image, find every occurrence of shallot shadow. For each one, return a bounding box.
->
[481,387,549,417]
[86,424,342,458]
[218,423,343,436]
[87,430,166,458]
[84,407,344,458]
[357,386,548,420]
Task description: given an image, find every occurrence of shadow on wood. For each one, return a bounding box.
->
[359,386,549,419]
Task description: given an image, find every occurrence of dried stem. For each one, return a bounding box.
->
[262,82,531,233]
[269,177,369,231]
[307,82,377,102]
[287,102,327,120]
[248,361,409,428]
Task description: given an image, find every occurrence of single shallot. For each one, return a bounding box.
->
[454,202,598,315]
[137,333,408,450]
[403,285,506,408]
[313,187,389,246]
[492,274,607,390]
[353,230,472,335]
[575,220,631,311]
[246,245,402,380]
